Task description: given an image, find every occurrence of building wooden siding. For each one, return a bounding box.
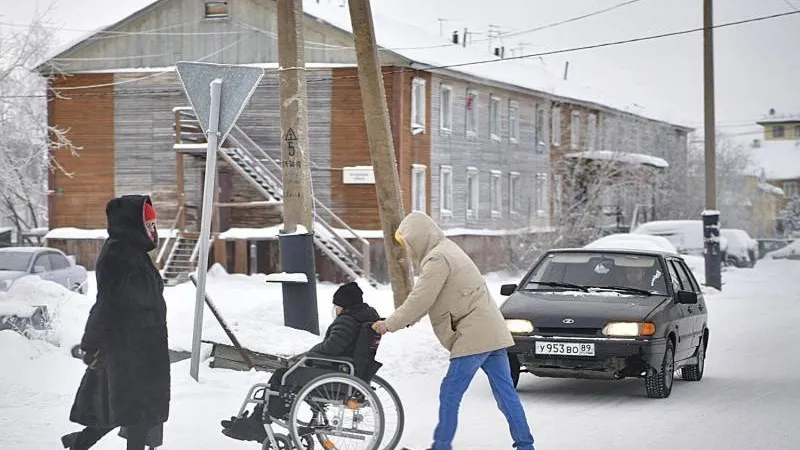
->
[429,74,551,230]
[45,0,406,74]
[48,74,116,229]
[329,67,430,230]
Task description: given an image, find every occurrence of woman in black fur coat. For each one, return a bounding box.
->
[63,195,170,450]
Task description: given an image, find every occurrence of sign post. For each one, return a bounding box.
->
[175,61,264,381]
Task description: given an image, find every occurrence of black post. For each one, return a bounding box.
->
[279,232,320,335]
[702,211,722,290]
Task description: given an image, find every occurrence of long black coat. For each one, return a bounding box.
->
[308,303,380,357]
[69,195,170,428]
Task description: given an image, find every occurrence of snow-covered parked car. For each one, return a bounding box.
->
[768,240,800,260]
[720,228,758,268]
[585,233,678,253]
[0,247,88,294]
[633,220,728,258]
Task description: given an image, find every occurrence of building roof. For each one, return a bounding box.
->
[40,0,692,130]
[756,112,800,125]
[749,139,800,181]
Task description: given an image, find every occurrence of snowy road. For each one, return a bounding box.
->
[1,261,799,449]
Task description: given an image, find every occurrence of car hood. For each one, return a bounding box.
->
[501,290,670,328]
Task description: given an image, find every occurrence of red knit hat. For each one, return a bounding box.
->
[143,202,157,222]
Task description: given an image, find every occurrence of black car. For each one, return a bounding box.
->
[499,248,709,399]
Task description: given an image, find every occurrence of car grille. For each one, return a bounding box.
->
[536,327,601,336]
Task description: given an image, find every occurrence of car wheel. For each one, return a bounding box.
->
[645,339,675,399]
[508,352,521,388]
[681,336,706,381]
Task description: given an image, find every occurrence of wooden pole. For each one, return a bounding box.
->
[347,0,413,307]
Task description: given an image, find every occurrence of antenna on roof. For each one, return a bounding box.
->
[769,108,776,116]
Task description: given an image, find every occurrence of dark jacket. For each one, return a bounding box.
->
[69,195,170,428]
[308,303,380,357]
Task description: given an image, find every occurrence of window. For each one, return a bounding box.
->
[773,125,785,138]
[509,101,519,143]
[411,78,426,132]
[587,113,598,151]
[32,254,52,273]
[490,170,502,217]
[675,260,700,293]
[439,165,453,217]
[466,167,479,219]
[439,85,453,132]
[48,252,71,270]
[534,173,549,218]
[509,172,520,214]
[204,1,229,19]
[489,96,501,141]
[795,125,800,138]
[784,181,798,198]
[411,164,427,212]
[466,90,478,136]
[666,260,683,293]
[551,105,561,146]
[570,110,581,149]
[535,105,546,153]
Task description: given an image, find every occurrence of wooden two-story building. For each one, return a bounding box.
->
[38,0,692,282]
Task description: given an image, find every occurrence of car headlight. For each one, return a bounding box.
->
[506,319,534,334]
[602,322,656,337]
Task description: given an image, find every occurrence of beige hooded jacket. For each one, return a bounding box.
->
[385,211,514,359]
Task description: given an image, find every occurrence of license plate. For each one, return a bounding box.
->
[535,341,595,356]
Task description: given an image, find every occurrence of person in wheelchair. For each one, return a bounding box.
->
[221,281,380,442]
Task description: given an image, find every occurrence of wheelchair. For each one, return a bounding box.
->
[227,323,405,450]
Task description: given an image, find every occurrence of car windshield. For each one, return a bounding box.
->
[0,252,32,272]
[523,251,668,296]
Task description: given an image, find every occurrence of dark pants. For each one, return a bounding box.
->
[66,425,149,450]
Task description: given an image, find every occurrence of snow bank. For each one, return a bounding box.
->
[767,240,800,259]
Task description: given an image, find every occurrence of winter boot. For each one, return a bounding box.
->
[61,432,79,449]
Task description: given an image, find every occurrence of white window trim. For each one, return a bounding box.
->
[439,165,454,218]
[509,101,520,144]
[466,167,479,220]
[439,84,453,134]
[535,173,549,218]
[490,169,502,218]
[411,78,426,133]
[411,164,427,212]
[571,110,581,150]
[489,96,501,142]
[509,172,521,214]
[466,89,479,138]
[587,113,598,151]
[551,105,561,146]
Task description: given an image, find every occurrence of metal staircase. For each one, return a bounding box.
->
[160,232,200,285]
[171,107,375,286]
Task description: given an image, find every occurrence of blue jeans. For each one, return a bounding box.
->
[432,349,534,450]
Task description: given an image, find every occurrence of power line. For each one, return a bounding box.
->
[784,0,799,12]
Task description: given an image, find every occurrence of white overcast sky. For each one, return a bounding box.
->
[2,0,799,142]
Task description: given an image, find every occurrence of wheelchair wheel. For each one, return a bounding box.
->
[370,375,405,450]
[262,433,292,450]
[288,373,385,450]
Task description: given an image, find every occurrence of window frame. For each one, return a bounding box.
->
[466,89,479,138]
[439,165,454,218]
[571,110,581,149]
[439,84,453,133]
[773,125,785,138]
[783,181,798,198]
[204,1,230,19]
[795,124,800,138]
[535,173,549,219]
[48,252,71,270]
[489,96,501,142]
[466,167,479,220]
[490,170,502,218]
[411,77,427,133]
[587,112,598,151]
[411,164,427,213]
[508,101,520,144]
[551,104,561,146]
[509,172,521,214]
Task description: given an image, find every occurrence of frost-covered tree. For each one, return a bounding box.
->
[778,197,800,236]
[0,17,79,241]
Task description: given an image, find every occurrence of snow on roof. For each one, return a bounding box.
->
[749,139,800,181]
[564,151,669,168]
[43,0,690,129]
[758,182,786,197]
[756,113,800,125]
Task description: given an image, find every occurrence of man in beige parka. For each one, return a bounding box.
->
[372,211,534,450]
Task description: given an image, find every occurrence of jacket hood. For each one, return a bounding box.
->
[106,195,156,252]
[397,211,445,266]
[342,303,381,323]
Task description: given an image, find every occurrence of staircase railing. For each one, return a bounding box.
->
[156,204,185,268]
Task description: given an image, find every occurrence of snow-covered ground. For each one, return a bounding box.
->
[1,261,799,449]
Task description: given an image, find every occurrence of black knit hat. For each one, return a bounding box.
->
[332,282,364,309]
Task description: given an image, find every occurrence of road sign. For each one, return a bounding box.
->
[175,61,264,145]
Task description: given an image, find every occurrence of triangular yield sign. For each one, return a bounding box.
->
[175,61,265,145]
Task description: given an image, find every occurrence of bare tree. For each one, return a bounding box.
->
[0,17,79,243]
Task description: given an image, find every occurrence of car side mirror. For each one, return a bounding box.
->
[677,290,698,304]
[500,284,517,296]
[32,265,46,274]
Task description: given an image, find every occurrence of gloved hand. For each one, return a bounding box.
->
[82,349,103,369]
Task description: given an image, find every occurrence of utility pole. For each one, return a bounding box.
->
[277,0,320,334]
[347,0,414,308]
[703,0,722,290]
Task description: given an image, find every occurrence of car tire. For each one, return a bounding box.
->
[645,339,675,399]
[681,336,706,382]
[508,352,521,388]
